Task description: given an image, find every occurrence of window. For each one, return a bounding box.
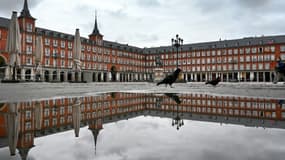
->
[53,59,57,67]
[44,108,49,116]
[252,48,257,53]
[228,49,232,55]
[61,60,65,67]
[52,118,57,126]
[26,23,33,32]
[246,56,250,62]
[25,110,32,119]
[258,63,263,70]
[240,48,244,54]
[53,49,58,57]
[45,38,50,45]
[60,117,65,124]
[45,59,50,66]
[246,48,250,54]
[240,56,244,62]
[26,58,32,65]
[234,49,238,54]
[68,51,72,59]
[271,46,275,52]
[26,45,32,54]
[246,64,251,70]
[26,35,32,43]
[45,48,50,56]
[281,54,285,60]
[0,30,2,39]
[68,61,72,68]
[61,41,65,48]
[61,50,65,58]
[53,40,58,47]
[68,42,72,49]
[259,47,263,53]
[25,122,32,130]
[281,45,285,52]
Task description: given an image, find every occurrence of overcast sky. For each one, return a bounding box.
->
[1,0,285,48]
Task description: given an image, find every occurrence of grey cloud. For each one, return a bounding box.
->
[236,0,270,9]
[0,0,41,15]
[194,0,229,14]
[136,0,161,7]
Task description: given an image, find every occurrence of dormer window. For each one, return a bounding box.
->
[26,23,33,32]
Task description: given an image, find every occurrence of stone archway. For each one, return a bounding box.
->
[103,72,107,82]
[67,72,72,81]
[60,71,65,82]
[52,71,57,81]
[93,72,96,82]
[110,66,117,82]
[44,70,49,82]
[97,73,102,82]
[25,69,31,80]
[0,56,6,80]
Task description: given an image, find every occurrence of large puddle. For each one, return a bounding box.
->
[0,92,285,160]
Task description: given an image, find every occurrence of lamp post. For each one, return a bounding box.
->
[171,34,183,69]
[172,104,184,130]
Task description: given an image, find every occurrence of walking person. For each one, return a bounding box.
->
[273,56,285,84]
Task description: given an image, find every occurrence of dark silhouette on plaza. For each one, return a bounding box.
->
[157,68,181,87]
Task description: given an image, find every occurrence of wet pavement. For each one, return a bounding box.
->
[0,83,285,160]
[1,82,285,102]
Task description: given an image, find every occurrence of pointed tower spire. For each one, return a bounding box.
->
[89,11,102,37]
[19,0,35,19]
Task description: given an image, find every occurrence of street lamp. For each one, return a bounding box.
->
[172,104,184,130]
[171,34,183,69]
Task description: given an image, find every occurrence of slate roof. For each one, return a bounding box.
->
[1,16,285,55]
[0,17,10,28]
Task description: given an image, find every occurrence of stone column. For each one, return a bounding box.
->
[226,73,229,82]
[57,70,61,82]
[71,72,75,82]
[40,70,45,81]
[101,72,104,82]
[64,71,68,82]
[4,66,10,80]
[21,68,26,81]
[78,72,82,82]
[49,70,53,81]
[263,71,265,82]
[257,72,259,82]
[31,69,35,81]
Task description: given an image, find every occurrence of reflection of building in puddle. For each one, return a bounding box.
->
[0,92,285,158]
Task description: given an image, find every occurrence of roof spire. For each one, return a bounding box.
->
[90,10,102,37]
[19,0,35,19]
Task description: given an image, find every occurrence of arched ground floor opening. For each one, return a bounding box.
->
[60,71,65,82]
[44,70,49,82]
[25,69,31,81]
[68,72,72,81]
[52,71,57,81]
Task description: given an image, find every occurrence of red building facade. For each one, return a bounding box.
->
[0,0,285,82]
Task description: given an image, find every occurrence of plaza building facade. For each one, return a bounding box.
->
[1,0,285,82]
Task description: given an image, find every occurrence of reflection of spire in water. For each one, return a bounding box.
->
[5,102,20,156]
[18,146,34,160]
[72,98,81,137]
[88,120,103,155]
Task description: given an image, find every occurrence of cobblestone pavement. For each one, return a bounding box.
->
[0,82,285,102]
